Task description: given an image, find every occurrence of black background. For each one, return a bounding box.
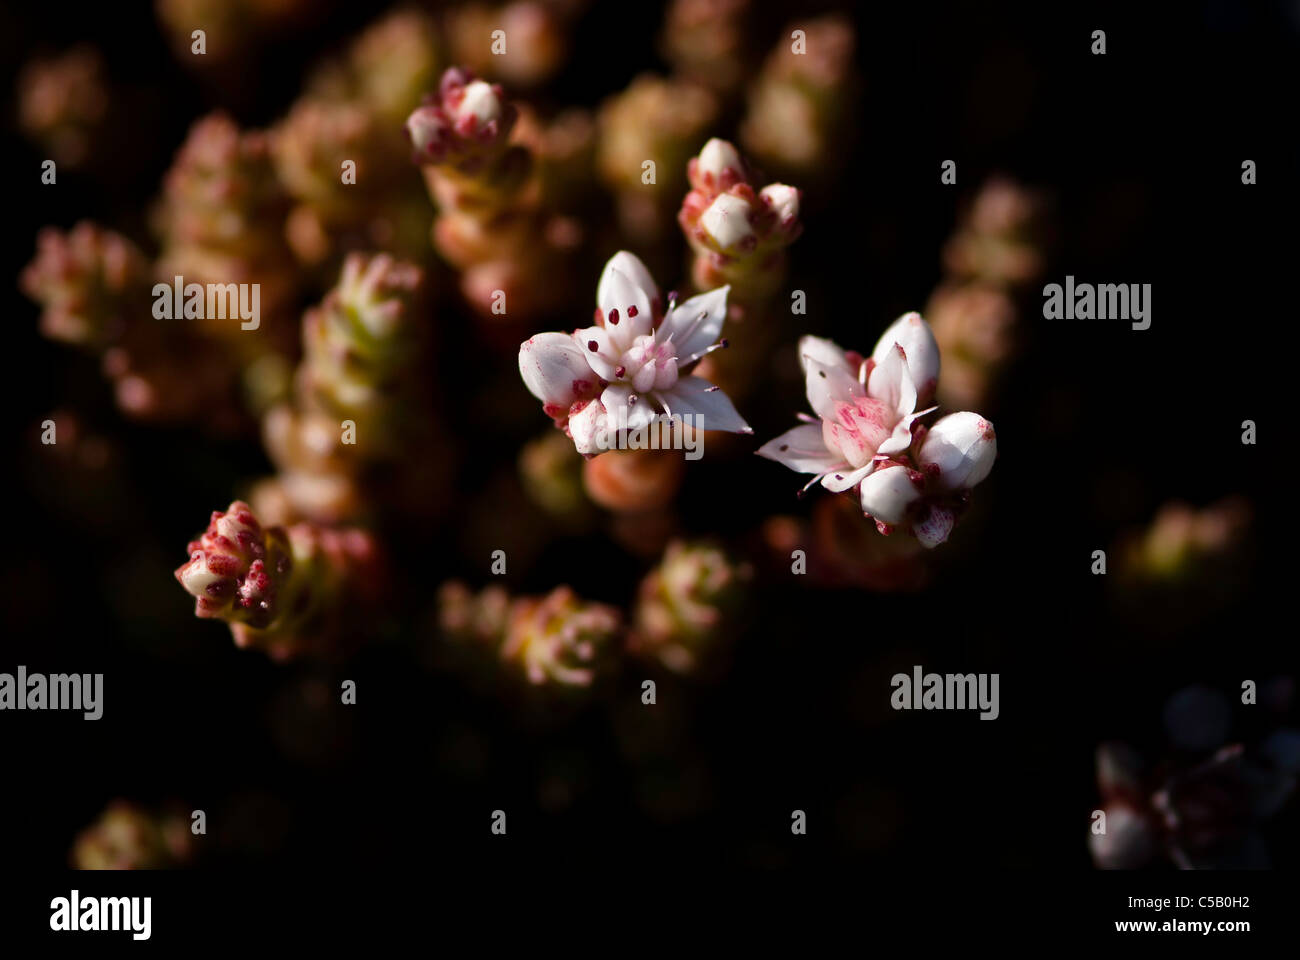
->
[1,0,1296,882]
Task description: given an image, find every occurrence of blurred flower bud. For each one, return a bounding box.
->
[501,586,623,687]
[740,15,856,178]
[308,9,440,122]
[660,0,753,95]
[446,1,570,88]
[943,177,1049,289]
[630,540,751,674]
[72,801,192,870]
[406,68,517,167]
[598,73,719,239]
[21,222,148,348]
[582,447,685,513]
[519,429,590,520]
[17,46,109,168]
[1089,803,1156,870]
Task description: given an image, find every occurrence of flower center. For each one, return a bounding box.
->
[618,334,679,393]
[824,396,897,468]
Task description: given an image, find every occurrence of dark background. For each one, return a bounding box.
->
[1,0,1296,875]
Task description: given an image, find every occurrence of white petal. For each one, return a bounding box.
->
[798,335,852,377]
[804,354,864,421]
[661,286,728,359]
[456,80,504,125]
[567,399,608,456]
[177,552,224,597]
[597,251,658,312]
[697,138,743,180]
[759,183,800,225]
[755,423,843,474]
[858,465,921,523]
[876,405,935,457]
[596,267,653,350]
[820,461,874,493]
[919,412,997,490]
[700,193,755,251]
[405,105,449,155]
[572,327,621,381]
[872,311,940,398]
[519,332,596,407]
[631,362,657,393]
[867,342,917,415]
[914,506,955,549]
[656,376,750,434]
[601,383,657,433]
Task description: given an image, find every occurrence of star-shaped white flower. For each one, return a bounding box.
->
[756,315,938,494]
[519,251,751,455]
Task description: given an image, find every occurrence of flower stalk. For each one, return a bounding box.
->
[439,581,623,688]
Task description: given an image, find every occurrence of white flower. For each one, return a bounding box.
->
[871,311,940,401]
[518,251,751,454]
[918,411,997,490]
[757,331,935,493]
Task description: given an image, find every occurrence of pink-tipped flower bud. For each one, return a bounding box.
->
[858,462,923,525]
[699,192,756,253]
[175,501,292,628]
[919,411,997,491]
[871,311,940,402]
[692,137,747,193]
[759,183,800,228]
[405,102,452,159]
[406,68,516,166]
[455,79,505,127]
